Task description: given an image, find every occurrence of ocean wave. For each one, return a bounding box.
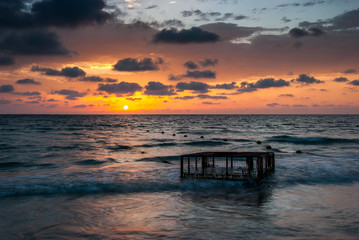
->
[106,144,132,151]
[269,135,359,145]
[138,142,177,148]
[0,161,55,170]
[75,159,107,165]
[136,155,179,163]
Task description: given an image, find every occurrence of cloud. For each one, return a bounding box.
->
[31,66,86,78]
[212,82,237,90]
[113,58,163,71]
[278,94,294,97]
[0,30,70,55]
[294,74,324,84]
[176,81,210,93]
[197,94,227,99]
[13,91,41,96]
[281,17,291,23]
[97,82,143,96]
[52,89,86,100]
[289,27,325,38]
[267,103,280,107]
[16,78,41,85]
[199,58,218,67]
[168,74,183,81]
[144,81,176,96]
[238,78,290,93]
[173,96,195,100]
[31,0,112,28]
[0,56,15,65]
[145,5,158,9]
[80,76,117,82]
[330,8,359,30]
[183,70,216,79]
[348,80,359,86]
[202,101,219,105]
[152,27,219,44]
[61,67,86,78]
[184,61,199,70]
[0,0,112,29]
[333,77,348,82]
[343,69,357,74]
[0,84,14,93]
[293,104,307,107]
[73,104,87,108]
[0,99,11,104]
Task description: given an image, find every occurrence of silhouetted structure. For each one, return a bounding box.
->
[180,152,275,182]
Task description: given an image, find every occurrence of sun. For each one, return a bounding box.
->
[123,105,129,110]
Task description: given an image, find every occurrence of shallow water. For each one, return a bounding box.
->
[0,115,358,239]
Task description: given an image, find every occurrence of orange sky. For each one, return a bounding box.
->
[0,0,358,114]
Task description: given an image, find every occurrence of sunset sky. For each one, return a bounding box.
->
[0,0,358,114]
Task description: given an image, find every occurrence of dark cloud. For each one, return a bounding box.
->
[168,74,183,81]
[13,91,41,96]
[144,81,176,96]
[173,96,195,100]
[293,104,307,107]
[0,99,11,104]
[16,78,41,85]
[176,81,210,93]
[343,69,357,74]
[183,70,216,79]
[199,58,218,67]
[145,5,158,10]
[61,67,86,78]
[31,0,112,28]
[31,66,86,78]
[80,76,117,82]
[238,78,290,93]
[289,27,325,38]
[277,3,300,8]
[97,82,143,96]
[113,58,163,72]
[234,15,247,21]
[212,82,237,90]
[184,61,199,70]
[152,27,219,44]
[302,1,325,7]
[348,80,359,86]
[0,56,15,65]
[197,94,227,99]
[334,77,348,82]
[52,89,86,100]
[267,103,280,107]
[330,8,359,30]
[0,0,112,29]
[295,74,324,84]
[281,17,291,23]
[181,11,193,17]
[25,100,40,104]
[279,94,294,97]
[73,104,87,108]
[0,84,14,93]
[202,101,219,105]
[0,30,70,55]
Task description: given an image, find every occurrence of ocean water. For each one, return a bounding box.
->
[0,114,358,239]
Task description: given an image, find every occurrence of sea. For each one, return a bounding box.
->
[0,114,358,239]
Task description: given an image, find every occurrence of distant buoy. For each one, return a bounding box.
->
[257,140,262,144]
[141,151,145,154]
[266,145,272,149]
[161,131,164,134]
[223,139,228,141]
[146,130,149,132]
[173,134,176,136]
[296,150,302,154]
[200,136,204,138]
[184,135,187,137]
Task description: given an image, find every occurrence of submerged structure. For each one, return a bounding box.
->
[180,152,275,182]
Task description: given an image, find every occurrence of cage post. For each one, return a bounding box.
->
[257,156,263,182]
[226,156,229,179]
[181,156,184,177]
[188,157,190,175]
[195,157,198,172]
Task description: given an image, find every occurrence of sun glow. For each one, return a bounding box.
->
[123,105,129,110]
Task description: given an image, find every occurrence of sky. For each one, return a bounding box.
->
[0,0,358,114]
